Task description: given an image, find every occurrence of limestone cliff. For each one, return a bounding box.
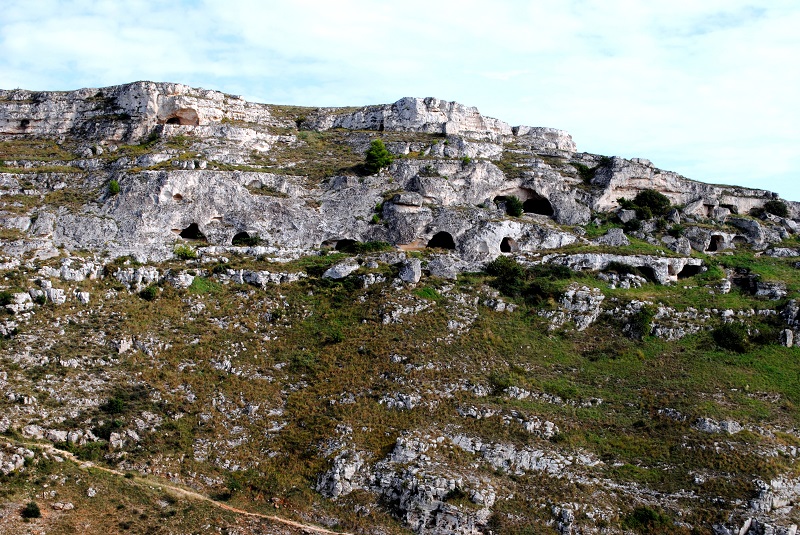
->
[0,81,792,267]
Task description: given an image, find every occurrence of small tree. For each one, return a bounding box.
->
[21,502,41,519]
[763,200,789,218]
[108,179,120,195]
[632,189,671,217]
[505,195,524,217]
[364,139,393,174]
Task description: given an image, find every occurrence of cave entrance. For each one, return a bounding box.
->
[677,264,704,279]
[706,235,724,252]
[427,232,456,250]
[179,223,206,241]
[523,193,554,216]
[232,231,258,246]
[732,235,748,246]
[637,266,658,284]
[163,108,200,126]
[334,239,359,253]
[500,237,518,253]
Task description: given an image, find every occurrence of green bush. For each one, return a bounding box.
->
[713,323,750,353]
[138,285,159,301]
[623,506,672,532]
[0,291,13,307]
[618,189,671,221]
[623,218,642,232]
[102,396,125,414]
[632,189,671,216]
[668,224,685,238]
[173,244,198,260]
[364,139,393,174]
[108,179,120,195]
[505,195,524,217]
[461,156,471,165]
[628,306,655,340]
[21,501,41,519]
[486,256,528,297]
[571,162,596,184]
[763,200,789,218]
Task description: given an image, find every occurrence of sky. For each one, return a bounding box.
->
[2,1,799,200]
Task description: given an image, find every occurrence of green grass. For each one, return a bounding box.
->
[188,276,222,294]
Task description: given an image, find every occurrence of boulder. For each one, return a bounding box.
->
[322,259,360,280]
[595,227,629,247]
[398,258,422,283]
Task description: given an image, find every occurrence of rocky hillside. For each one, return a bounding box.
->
[0,82,799,534]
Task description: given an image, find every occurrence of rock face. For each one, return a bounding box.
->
[0,81,792,267]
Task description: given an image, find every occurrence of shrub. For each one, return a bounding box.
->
[486,256,528,297]
[623,506,672,532]
[763,200,789,218]
[623,218,642,233]
[634,205,653,221]
[712,323,750,353]
[668,224,685,238]
[364,139,393,174]
[21,502,41,519]
[108,179,120,195]
[173,244,198,260]
[138,285,158,301]
[632,189,671,216]
[505,195,524,217]
[618,189,671,221]
[628,306,655,340]
[102,396,125,414]
[571,162,596,184]
[0,291,13,307]
[461,156,472,165]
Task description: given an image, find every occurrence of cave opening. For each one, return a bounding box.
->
[677,265,704,279]
[523,193,554,216]
[707,235,724,252]
[179,223,206,241]
[500,237,518,253]
[427,232,456,250]
[162,108,200,126]
[232,231,260,246]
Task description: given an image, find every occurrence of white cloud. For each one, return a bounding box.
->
[1,0,799,199]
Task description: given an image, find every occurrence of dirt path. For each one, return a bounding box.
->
[19,440,352,535]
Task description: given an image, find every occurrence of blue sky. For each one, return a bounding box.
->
[2,1,799,200]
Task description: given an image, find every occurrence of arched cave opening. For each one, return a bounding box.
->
[162,108,200,126]
[232,231,259,246]
[732,235,748,246]
[334,239,359,253]
[677,264,704,279]
[427,231,456,250]
[179,223,206,241]
[523,193,554,216]
[500,237,518,253]
[706,235,724,252]
[637,266,658,284]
